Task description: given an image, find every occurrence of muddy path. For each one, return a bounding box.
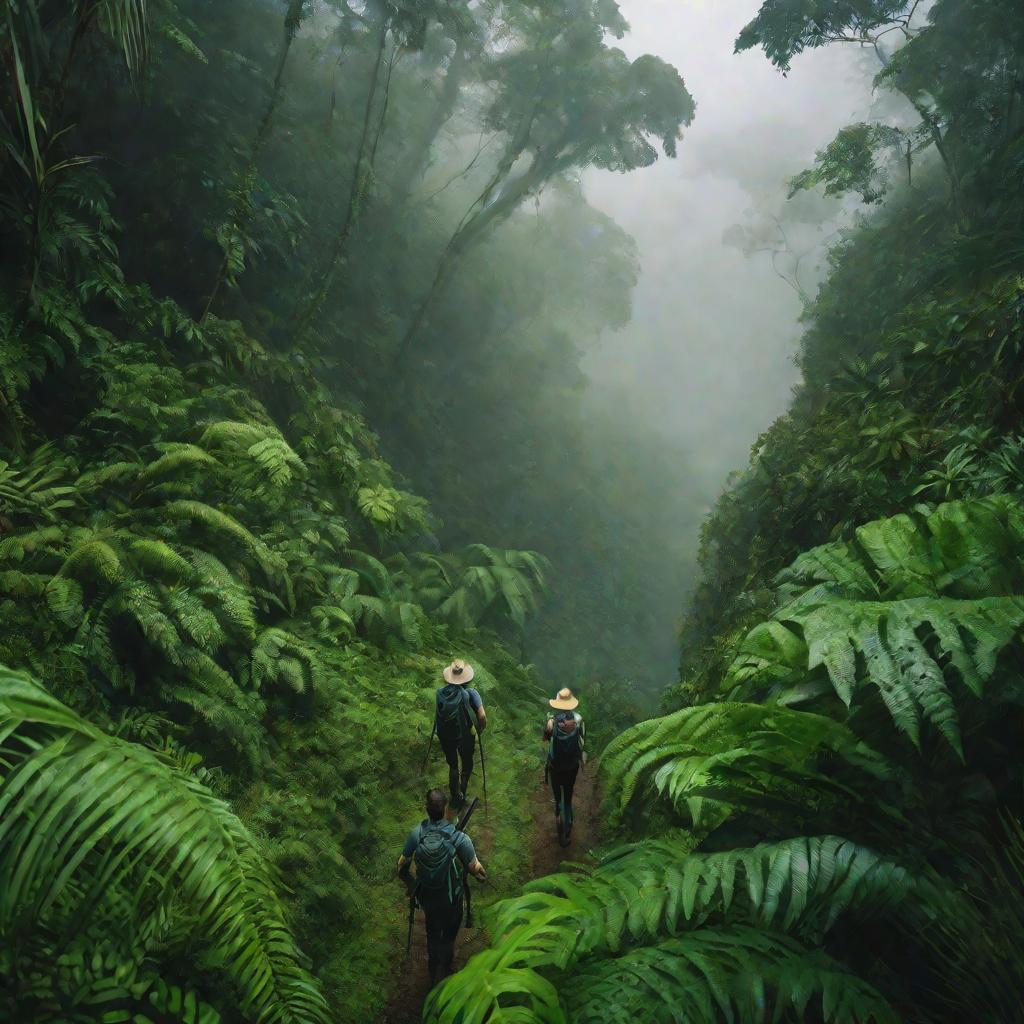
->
[529,764,602,878]
[376,768,601,1024]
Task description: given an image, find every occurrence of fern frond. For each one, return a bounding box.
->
[0,668,329,1023]
[250,627,323,693]
[429,837,918,1024]
[347,549,393,598]
[728,589,1024,757]
[568,926,897,1024]
[199,421,304,489]
[59,537,124,585]
[162,500,282,577]
[186,549,256,638]
[136,443,221,490]
[45,575,85,627]
[601,702,891,825]
[777,496,1024,602]
[77,460,144,490]
[0,525,65,563]
[504,835,922,956]
[130,539,194,582]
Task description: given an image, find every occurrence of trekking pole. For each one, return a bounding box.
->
[454,798,479,928]
[477,734,488,815]
[464,876,474,928]
[421,721,435,773]
[405,893,416,958]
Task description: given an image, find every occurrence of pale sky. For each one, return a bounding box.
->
[583,0,875,501]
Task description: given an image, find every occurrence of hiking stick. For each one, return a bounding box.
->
[404,893,416,958]
[477,734,488,815]
[421,721,435,773]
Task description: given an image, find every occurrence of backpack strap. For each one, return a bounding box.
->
[458,686,476,732]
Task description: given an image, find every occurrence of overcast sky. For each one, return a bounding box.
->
[583,0,875,503]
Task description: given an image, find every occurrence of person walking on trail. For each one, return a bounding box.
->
[398,788,486,986]
[435,659,486,810]
[545,687,585,847]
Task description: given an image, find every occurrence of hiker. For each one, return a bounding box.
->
[435,659,486,810]
[544,687,585,847]
[398,787,486,986]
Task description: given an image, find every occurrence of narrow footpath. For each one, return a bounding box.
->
[377,769,601,1024]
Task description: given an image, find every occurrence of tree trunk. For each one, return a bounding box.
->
[868,38,969,231]
[292,19,389,339]
[395,149,564,368]
[200,0,307,320]
[393,39,469,198]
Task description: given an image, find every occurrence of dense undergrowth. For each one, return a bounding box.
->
[0,0,701,1021]
[429,2,1024,1022]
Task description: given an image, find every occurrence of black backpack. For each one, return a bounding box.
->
[549,712,583,769]
[414,822,463,904]
[436,684,472,741]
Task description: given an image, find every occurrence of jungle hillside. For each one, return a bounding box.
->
[2,1,1024,1023]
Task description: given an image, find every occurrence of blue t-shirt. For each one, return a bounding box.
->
[434,685,482,729]
[402,819,476,865]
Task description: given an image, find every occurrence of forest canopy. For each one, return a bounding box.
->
[2,0,1024,1023]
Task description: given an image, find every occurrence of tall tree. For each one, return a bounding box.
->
[293,0,462,337]
[736,0,984,226]
[396,3,694,364]
[201,0,309,319]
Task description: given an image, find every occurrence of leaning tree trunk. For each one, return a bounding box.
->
[292,19,390,340]
[393,39,469,199]
[201,0,307,320]
[395,148,564,369]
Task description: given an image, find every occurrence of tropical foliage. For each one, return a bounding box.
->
[0,668,329,1024]
[424,0,1024,1019]
[0,0,688,1018]
[428,496,1024,1022]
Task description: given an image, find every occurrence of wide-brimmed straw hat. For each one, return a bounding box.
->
[443,659,475,685]
[549,687,578,711]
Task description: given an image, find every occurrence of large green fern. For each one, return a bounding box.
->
[726,498,1024,756]
[568,926,897,1024]
[601,702,891,825]
[427,836,924,1023]
[0,667,329,1024]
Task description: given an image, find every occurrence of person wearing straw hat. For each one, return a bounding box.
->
[544,688,585,847]
[435,659,486,810]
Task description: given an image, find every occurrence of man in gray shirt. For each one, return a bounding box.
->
[398,788,486,985]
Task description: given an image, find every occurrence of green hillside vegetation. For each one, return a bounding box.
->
[429,2,1024,1021]
[3,0,1023,1022]
[0,0,699,1021]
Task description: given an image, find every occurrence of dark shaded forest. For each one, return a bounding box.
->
[2,1,1024,1023]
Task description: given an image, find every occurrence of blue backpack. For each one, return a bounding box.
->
[436,684,473,741]
[549,712,583,769]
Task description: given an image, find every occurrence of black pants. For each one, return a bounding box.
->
[422,893,463,986]
[440,732,475,805]
[551,765,579,827]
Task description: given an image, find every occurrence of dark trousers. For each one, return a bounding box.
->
[422,894,463,986]
[551,765,579,827]
[441,732,475,804]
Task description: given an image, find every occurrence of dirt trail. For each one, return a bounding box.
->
[377,768,600,1024]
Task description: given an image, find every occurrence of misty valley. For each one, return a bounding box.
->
[0,1,1022,1022]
